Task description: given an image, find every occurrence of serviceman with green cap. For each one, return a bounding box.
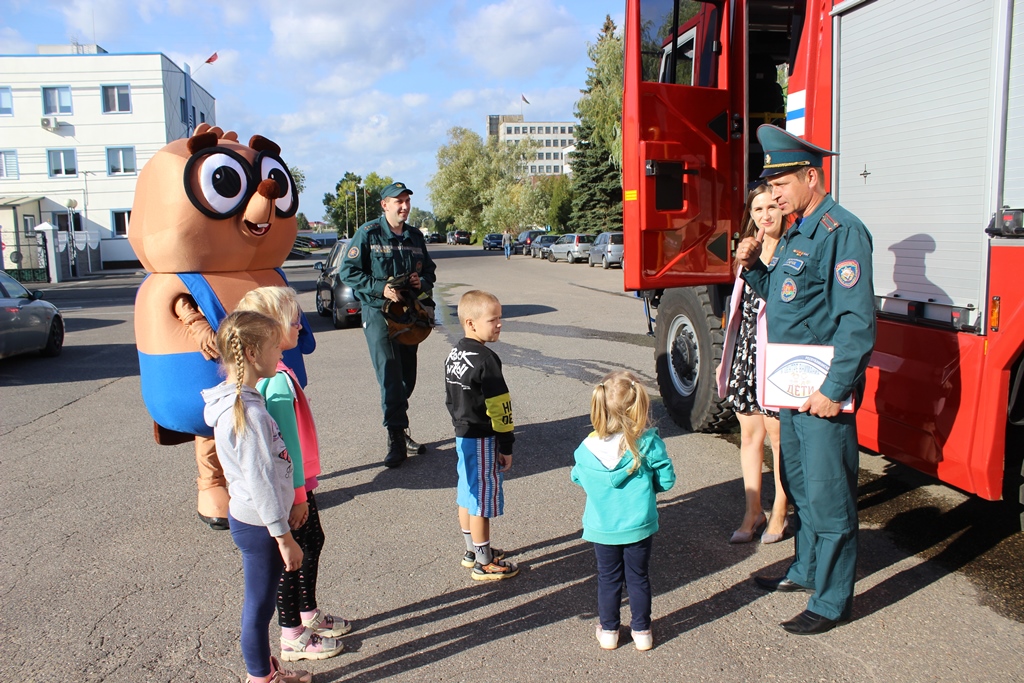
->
[339,181,437,468]
[736,124,875,635]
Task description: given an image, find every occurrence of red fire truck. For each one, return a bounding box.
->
[622,0,1024,527]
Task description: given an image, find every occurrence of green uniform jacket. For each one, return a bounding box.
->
[742,196,875,403]
[337,216,437,310]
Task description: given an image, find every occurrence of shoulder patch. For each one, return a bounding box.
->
[835,259,860,288]
[781,277,797,302]
[822,212,841,233]
[347,245,359,259]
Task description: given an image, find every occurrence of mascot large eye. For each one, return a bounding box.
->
[183,147,254,218]
[257,153,298,218]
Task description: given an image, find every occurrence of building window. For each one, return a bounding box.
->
[530,126,536,134]
[545,152,551,160]
[545,165,552,173]
[52,212,82,231]
[111,210,131,236]
[554,152,560,159]
[568,126,574,134]
[200,111,206,123]
[561,139,567,147]
[47,149,77,177]
[530,165,537,173]
[0,87,12,116]
[546,126,552,134]
[506,126,512,134]
[180,98,187,123]
[101,85,131,113]
[106,147,137,175]
[536,152,543,160]
[42,86,73,115]
[554,165,560,173]
[561,126,566,134]
[545,139,551,147]
[23,214,36,234]
[514,126,520,134]
[0,150,17,179]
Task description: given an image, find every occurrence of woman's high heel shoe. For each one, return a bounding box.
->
[761,515,790,544]
[729,513,767,544]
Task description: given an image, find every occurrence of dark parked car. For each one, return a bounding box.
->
[513,229,547,255]
[454,230,472,245]
[482,233,503,250]
[0,271,64,359]
[426,232,444,243]
[588,231,625,269]
[314,240,362,328]
[530,234,559,258]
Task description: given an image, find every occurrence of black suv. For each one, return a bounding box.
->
[514,229,547,255]
[314,240,362,328]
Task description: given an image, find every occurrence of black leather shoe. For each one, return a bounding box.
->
[754,576,815,593]
[405,430,426,455]
[780,609,848,635]
[384,430,407,468]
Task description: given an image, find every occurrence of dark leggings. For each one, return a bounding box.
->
[229,514,283,678]
[277,490,326,627]
[593,536,654,632]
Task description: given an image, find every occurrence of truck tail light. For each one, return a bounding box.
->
[990,296,1000,331]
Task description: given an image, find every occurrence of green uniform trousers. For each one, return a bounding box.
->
[780,409,859,620]
[363,305,418,430]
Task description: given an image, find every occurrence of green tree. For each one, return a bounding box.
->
[322,171,393,237]
[289,166,306,195]
[296,212,311,232]
[408,207,436,233]
[534,174,573,232]
[570,18,624,233]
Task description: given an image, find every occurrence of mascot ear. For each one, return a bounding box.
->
[222,131,239,142]
[187,131,219,155]
[249,135,281,156]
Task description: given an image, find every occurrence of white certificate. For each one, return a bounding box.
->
[762,343,854,412]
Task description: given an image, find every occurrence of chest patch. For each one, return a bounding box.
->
[835,260,861,288]
[781,277,797,302]
[782,258,805,273]
[768,256,779,268]
[347,246,359,259]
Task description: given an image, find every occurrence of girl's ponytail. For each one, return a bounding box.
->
[591,371,652,474]
[215,310,282,437]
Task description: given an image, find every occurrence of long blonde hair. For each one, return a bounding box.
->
[590,370,651,474]
[215,310,281,436]
[236,286,299,339]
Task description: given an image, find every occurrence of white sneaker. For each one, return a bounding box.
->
[596,626,619,650]
[632,629,653,651]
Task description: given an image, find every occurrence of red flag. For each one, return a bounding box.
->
[521,94,530,105]
[205,52,218,64]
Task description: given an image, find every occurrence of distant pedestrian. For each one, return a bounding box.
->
[444,290,519,580]
[502,230,514,259]
[236,287,350,664]
[571,371,676,651]
[201,310,310,683]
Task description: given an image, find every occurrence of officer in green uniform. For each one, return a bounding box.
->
[338,182,437,468]
[736,125,875,635]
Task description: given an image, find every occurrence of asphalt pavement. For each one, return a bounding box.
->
[1,244,1022,682]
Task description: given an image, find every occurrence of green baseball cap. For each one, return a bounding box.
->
[381,181,413,199]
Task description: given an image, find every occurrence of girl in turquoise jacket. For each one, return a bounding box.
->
[571,371,676,652]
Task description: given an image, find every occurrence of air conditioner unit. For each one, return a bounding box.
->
[40,117,59,131]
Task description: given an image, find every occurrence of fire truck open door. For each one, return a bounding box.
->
[623,0,741,292]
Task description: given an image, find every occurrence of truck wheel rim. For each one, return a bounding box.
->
[667,315,698,397]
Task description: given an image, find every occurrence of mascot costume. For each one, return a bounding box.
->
[131,123,314,530]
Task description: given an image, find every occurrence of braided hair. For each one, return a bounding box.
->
[215,310,281,436]
[590,370,652,475]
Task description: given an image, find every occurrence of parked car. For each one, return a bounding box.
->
[482,233,503,250]
[426,232,444,243]
[0,271,64,359]
[588,231,625,269]
[513,229,547,255]
[454,230,472,245]
[314,240,362,329]
[547,233,595,264]
[530,234,559,259]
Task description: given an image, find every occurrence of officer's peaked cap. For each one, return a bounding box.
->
[757,124,836,179]
[381,182,414,199]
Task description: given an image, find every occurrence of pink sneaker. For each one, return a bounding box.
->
[280,628,343,662]
[302,607,353,637]
[270,655,311,683]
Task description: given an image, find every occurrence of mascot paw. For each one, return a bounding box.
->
[198,512,229,531]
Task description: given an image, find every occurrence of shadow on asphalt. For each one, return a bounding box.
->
[0,342,140,384]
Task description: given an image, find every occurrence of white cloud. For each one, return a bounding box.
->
[0,27,33,54]
[454,0,585,78]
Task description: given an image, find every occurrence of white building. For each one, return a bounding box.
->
[487,114,577,178]
[0,43,215,279]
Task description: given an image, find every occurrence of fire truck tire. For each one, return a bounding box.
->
[655,287,734,433]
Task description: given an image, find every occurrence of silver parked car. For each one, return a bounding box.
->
[588,231,624,269]
[0,271,64,359]
[547,233,595,264]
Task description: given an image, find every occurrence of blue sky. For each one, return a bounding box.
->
[1,0,624,221]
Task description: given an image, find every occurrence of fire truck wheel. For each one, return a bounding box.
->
[654,287,735,433]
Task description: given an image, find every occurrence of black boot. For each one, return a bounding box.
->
[384,429,408,468]
[405,429,426,455]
